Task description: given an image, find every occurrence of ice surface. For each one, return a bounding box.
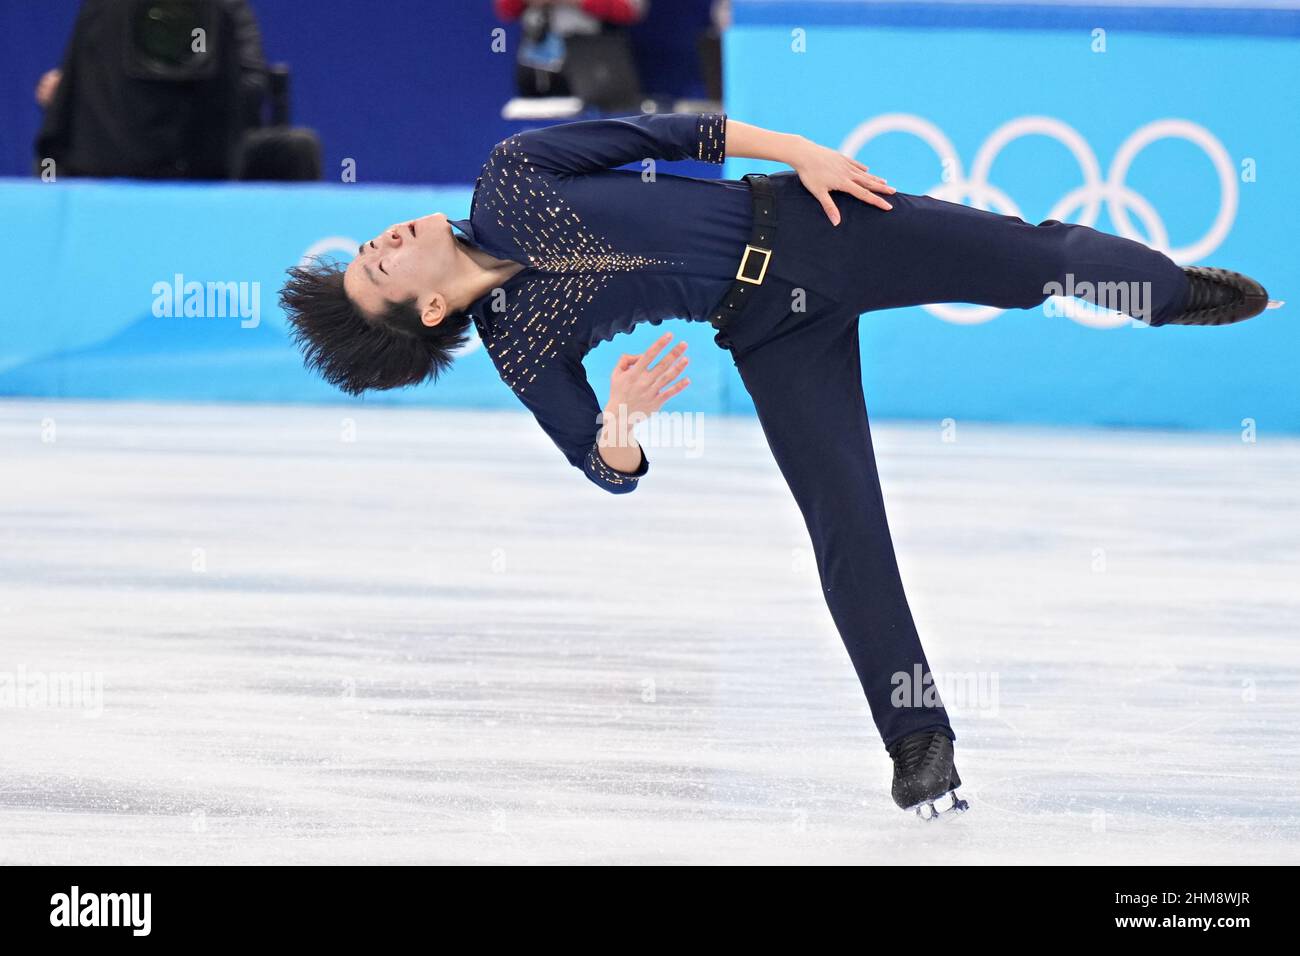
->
[1,399,1297,864]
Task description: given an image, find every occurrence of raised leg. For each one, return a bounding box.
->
[837,191,1190,325]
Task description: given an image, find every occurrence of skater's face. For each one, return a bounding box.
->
[344,212,460,327]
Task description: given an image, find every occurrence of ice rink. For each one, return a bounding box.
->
[2,398,1297,864]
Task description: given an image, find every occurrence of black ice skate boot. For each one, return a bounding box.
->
[1157,267,1272,327]
[888,729,968,821]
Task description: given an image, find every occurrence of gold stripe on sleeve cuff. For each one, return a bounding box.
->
[695,112,727,164]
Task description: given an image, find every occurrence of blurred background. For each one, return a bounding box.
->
[1,0,726,183]
[2,0,1298,430]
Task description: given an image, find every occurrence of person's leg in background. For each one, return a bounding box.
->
[730,300,953,753]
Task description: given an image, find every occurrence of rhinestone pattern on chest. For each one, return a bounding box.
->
[473,135,689,395]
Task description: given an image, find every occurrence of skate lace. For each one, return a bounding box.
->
[889,731,943,771]
[1187,271,1240,313]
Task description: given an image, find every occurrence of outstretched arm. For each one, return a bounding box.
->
[726,118,896,223]
[499,111,894,223]
[722,118,807,166]
[503,112,730,174]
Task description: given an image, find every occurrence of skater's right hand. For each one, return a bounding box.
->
[791,138,895,224]
[596,333,689,475]
[607,332,690,422]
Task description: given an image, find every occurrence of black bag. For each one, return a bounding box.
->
[562,31,643,112]
[234,127,321,181]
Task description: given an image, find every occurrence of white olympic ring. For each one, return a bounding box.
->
[299,235,357,265]
[840,115,1238,328]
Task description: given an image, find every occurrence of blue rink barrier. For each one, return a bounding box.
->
[0,179,736,413]
[720,0,1300,432]
[4,7,1300,438]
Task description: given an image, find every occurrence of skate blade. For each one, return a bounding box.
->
[911,790,970,822]
[1266,300,1285,310]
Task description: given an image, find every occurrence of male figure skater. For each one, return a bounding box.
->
[279,113,1270,819]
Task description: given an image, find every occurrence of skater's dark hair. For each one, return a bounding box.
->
[279,257,472,396]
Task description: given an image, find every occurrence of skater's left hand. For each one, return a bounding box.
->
[791,139,895,224]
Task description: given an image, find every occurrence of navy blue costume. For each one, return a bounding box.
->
[450,112,1189,749]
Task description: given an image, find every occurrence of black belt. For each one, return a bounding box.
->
[709,172,777,349]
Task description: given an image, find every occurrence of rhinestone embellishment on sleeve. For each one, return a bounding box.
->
[585,442,642,486]
[695,113,726,164]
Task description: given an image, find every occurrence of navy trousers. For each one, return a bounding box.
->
[720,176,1189,750]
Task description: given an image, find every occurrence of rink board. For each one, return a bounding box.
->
[3,2,1299,431]
[723,1,1300,431]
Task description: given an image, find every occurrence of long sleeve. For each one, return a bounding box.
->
[229,0,269,128]
[495,0,647,26]
[34,0,95,170]
[578,0,647,24]
[500,112,728,177]
[512,352,649,494]
[493,0,527,19]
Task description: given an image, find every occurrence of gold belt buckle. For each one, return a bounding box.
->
[736,244,771,285]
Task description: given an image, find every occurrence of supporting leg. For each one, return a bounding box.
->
[733,304,953,750]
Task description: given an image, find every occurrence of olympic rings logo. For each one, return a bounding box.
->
[841,115,1238,327]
